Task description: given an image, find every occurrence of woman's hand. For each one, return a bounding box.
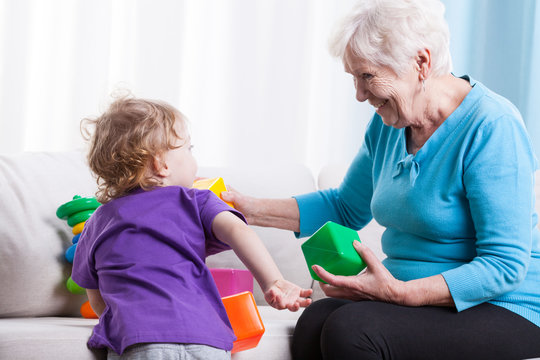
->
[313,241,455,307]
[264,279,313,312]
[221,186,259,224]
[313,241,406,304]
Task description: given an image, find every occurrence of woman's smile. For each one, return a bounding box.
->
[370,99,389,113]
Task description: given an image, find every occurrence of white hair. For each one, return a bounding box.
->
[329,0,453,76]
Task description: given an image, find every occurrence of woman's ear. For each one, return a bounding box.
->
[153,155,169,178]
[416,48,432,80]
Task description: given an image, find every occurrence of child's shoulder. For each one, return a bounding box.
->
[102,186,220,214]
[145,185,217,205]
[122,185,201,198]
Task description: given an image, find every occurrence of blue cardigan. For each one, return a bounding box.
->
[295,77,540,327]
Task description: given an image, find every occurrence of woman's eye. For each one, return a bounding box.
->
[362,73,374,80]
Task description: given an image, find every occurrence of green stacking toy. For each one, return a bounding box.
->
[56,195,100,220]
[301,221,366,283]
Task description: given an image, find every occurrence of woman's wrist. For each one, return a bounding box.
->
[395,275,455,307]
[246,197,265,226]
[247,198,300,232]
[388,279,411,305]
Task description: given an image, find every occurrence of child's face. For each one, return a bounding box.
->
[161,119,198,188]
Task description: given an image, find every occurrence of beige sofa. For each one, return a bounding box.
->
[0,151,388,360]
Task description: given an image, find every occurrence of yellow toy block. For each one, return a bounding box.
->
[192,177,234,208]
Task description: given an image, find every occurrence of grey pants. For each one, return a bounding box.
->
[107,343,230,360]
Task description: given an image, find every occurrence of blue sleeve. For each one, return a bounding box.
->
[442,116,538,311]
[294,117,377,238]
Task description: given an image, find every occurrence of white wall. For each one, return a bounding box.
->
[0,0,373,176]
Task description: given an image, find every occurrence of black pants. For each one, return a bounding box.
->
[291,298,540,360]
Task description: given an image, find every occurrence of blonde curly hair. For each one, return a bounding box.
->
[81,96,187,204]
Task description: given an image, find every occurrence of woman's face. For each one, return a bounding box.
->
[344,46,422,128]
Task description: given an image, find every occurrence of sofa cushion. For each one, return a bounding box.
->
[0,152,97,317]
[0,306,302,360]
[0,317,105,360]
[232,306,303,360]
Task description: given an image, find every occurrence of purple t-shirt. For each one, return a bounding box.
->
[72,186,245,354]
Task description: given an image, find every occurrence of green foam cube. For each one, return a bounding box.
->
[301,221,366,283]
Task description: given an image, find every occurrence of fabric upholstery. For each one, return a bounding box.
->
[0,152,96,317]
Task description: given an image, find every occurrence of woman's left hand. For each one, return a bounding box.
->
[312,240,405,304]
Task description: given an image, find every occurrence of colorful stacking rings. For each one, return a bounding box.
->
[56,195,101,319]
[56,196,100,220]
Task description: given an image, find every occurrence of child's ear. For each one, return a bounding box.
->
[152,155,169,178]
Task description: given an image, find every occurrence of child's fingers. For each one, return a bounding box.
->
[285,289,312,311]
[267,283,314,311]
[287,295,312,311]
[287,302,300,312]
[297,297,312,308]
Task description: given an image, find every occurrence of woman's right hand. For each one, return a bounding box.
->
[222,187,300,231]
[221,186,259,224]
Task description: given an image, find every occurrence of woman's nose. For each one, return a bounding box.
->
[355,79,369,102]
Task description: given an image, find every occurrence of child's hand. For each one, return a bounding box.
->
[264,279,313,311]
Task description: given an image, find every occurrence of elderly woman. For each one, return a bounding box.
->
[223,0,540,358]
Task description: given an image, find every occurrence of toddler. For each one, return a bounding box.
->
[72,97,312,360]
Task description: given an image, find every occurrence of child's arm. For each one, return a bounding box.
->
[86,288,106,317]
[212,211,312,311]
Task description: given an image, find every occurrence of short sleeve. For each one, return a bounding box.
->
[196,190,247,256]
[71,215,99,289]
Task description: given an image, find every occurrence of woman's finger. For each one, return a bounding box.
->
[225,184,236,191]
[353,241,382,270]
[319,282,355,299]
[220,190,235,202]
[312,265,356,289]
[311,265,337,285]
